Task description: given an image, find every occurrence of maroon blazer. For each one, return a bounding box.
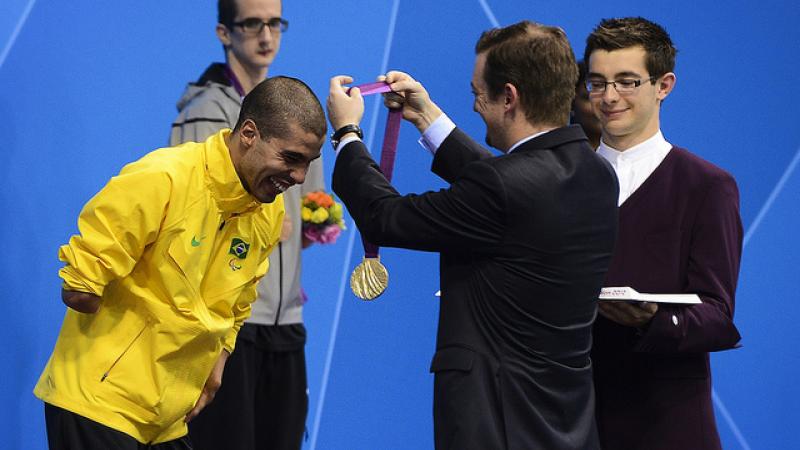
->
[592,147,743,450]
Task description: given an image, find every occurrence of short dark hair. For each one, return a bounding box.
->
[584,17,677,78]
[234,76,327,141]
[475,20,578,126]
[576,59,589,89]
[218,0,237,27]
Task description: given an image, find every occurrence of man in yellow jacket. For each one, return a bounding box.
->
[34,76,326,449]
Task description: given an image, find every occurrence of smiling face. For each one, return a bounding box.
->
[218,0,283,75]
[234,120,322,203]
[587,46,674,150]
[471,52,508,151]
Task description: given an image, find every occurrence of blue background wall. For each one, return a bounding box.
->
[1,1,797,449]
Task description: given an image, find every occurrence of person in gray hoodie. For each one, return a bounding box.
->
[170,1,325,449]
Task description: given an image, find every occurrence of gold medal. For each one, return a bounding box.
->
[350,257,389,300]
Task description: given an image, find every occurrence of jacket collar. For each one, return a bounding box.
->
[196,62,231,86]
[204,129,260,214]
[513,124,588,152]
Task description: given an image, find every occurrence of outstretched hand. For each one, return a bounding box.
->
[327,75,365,132]
[381,71,443,132]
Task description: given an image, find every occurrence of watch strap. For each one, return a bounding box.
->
[331,124,363,148]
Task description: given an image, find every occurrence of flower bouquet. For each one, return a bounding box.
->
[301,191,346,244]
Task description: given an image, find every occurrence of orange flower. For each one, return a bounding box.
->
[303,191,330,208]
[316,193,334,208]
[304,192,320,207]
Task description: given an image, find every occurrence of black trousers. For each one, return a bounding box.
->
[188,338,308,450]
[44,403,192,450]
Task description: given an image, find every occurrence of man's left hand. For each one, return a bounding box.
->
[598,301,658,328]
[382,71,443,133]
[185,350,229,423]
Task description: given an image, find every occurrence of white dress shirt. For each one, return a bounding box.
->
[597,131,672,206]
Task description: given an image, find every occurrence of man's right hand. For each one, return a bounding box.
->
[62,289,101,313]
[598,301,658,328]
[382,71,443,133]
[327,75,365,131]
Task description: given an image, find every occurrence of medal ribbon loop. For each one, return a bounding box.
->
[349,81,402,300]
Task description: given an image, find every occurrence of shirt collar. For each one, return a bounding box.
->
[507,128,556,153]
[597,130,671,164]
[205,129,260,214]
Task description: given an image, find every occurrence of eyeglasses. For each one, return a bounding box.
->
[585,77,656,95]
[231,17,289,35]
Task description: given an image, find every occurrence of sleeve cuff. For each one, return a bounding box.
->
[222,332,238,353]
[59,264,106,297]
[634,305,683,352]
[418,114,456,155]
[334,135,362,156]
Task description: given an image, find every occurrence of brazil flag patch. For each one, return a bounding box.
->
[229,238,250,259]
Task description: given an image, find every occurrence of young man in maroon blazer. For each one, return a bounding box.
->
[584,17,743,450]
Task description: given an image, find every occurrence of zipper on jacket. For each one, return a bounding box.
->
[274,242,283,325]
[100,323,148,382]
[219,212,239,231]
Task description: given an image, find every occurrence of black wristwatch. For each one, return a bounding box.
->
[330,124,363,149]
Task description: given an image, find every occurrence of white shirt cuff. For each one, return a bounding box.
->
[418,114,455,155]
[334,135,362,156]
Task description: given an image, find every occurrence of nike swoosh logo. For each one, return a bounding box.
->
[191,235,205,247]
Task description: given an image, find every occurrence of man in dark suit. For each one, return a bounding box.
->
[584,17,743,450]
[326,21,618,449]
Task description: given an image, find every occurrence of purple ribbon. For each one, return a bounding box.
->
[353,81,402,258]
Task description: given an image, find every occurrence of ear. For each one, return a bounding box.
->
[656,72,676,102]
[239,119,260,149]
[503,83,519,112]
[216,23,232,48]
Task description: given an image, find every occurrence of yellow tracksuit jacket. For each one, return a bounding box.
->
[34,130,284,443]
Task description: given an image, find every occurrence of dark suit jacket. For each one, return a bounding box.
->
[333,125,619,450]
[592,147,743,450]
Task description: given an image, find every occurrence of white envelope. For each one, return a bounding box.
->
[599,287,701,304]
